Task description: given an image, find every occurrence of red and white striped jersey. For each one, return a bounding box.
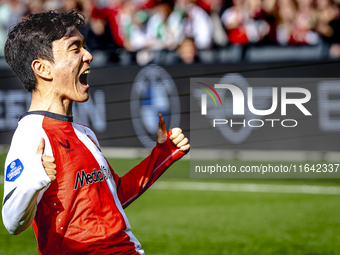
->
[2,111,185,254]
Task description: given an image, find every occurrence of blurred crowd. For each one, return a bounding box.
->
[1,0,340,64]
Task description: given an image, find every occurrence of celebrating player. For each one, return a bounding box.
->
[2,10,189,254]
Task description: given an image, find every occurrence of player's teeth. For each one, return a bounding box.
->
[83,70,90,75]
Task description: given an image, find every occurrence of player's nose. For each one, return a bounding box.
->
[83,49,93,64]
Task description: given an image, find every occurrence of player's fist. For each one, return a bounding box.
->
[156,113,190,152]
[169,127,190,152]
[36,138,57,182]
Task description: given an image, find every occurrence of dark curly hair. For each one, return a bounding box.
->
[4,10,85,92]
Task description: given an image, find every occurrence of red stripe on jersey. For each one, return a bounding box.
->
[32,116,138,254]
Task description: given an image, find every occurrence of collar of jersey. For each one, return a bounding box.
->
[19,111,73,122]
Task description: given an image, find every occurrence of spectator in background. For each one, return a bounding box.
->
[293,0,319,44]
[259,0,278,44]
[2,0,340,62]
[145,1,175,50]
[315,0,339,38]
[136,0,158,9]
[196,0,228,47]
[75,0,116,54]
[244,0,270,42]
[221,0,270,45]
[167,0,213,50]
[0,0,26,56]
[276,0,319,45]
[177,36,198,63]
[262,0,276,14]
[118,0,148,51]
[136,1,175,65]
[91,0,126,48]
[92,0,150,52]
[276,0,297,44]
[25,0,45,14]
[315,0,340,58]
[221,0,248,44]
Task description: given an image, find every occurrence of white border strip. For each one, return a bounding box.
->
[1,147,340,162]
[151,181,340,195]
[2,175,339,195]
[98,148,340,162]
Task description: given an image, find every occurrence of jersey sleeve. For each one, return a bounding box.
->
[2,129,52,235]
[112,132,187,208]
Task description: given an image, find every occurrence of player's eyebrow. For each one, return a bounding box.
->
[67,38,86,49]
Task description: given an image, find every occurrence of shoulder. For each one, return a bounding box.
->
[10,114,46,148]
[6,114,52,167]
[72,122,96,135]
[72,122,99,139]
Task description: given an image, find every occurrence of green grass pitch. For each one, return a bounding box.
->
[1,157,340,255]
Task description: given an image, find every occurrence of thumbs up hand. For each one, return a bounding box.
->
[36,138,57,182]
[157,114,190,152]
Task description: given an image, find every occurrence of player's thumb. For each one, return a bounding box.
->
[36,138,45,155]
[157,113,167,144]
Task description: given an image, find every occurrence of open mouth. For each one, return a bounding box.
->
[79,69,90,85]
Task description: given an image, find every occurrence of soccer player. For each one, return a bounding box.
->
[2,10,190,254]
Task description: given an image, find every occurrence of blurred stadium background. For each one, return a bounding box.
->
[1,0,340,254]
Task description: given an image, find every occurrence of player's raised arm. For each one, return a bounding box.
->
[114,114,190,208]
[2,138,55,235]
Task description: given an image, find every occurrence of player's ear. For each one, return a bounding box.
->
[31,59,52,80]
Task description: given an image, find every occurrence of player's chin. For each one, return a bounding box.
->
[74,92,90,103]
[78,95,89,103]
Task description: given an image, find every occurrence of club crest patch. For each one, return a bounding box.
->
[6,159,24,182]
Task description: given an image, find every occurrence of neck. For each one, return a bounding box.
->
[29,87,73,116]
